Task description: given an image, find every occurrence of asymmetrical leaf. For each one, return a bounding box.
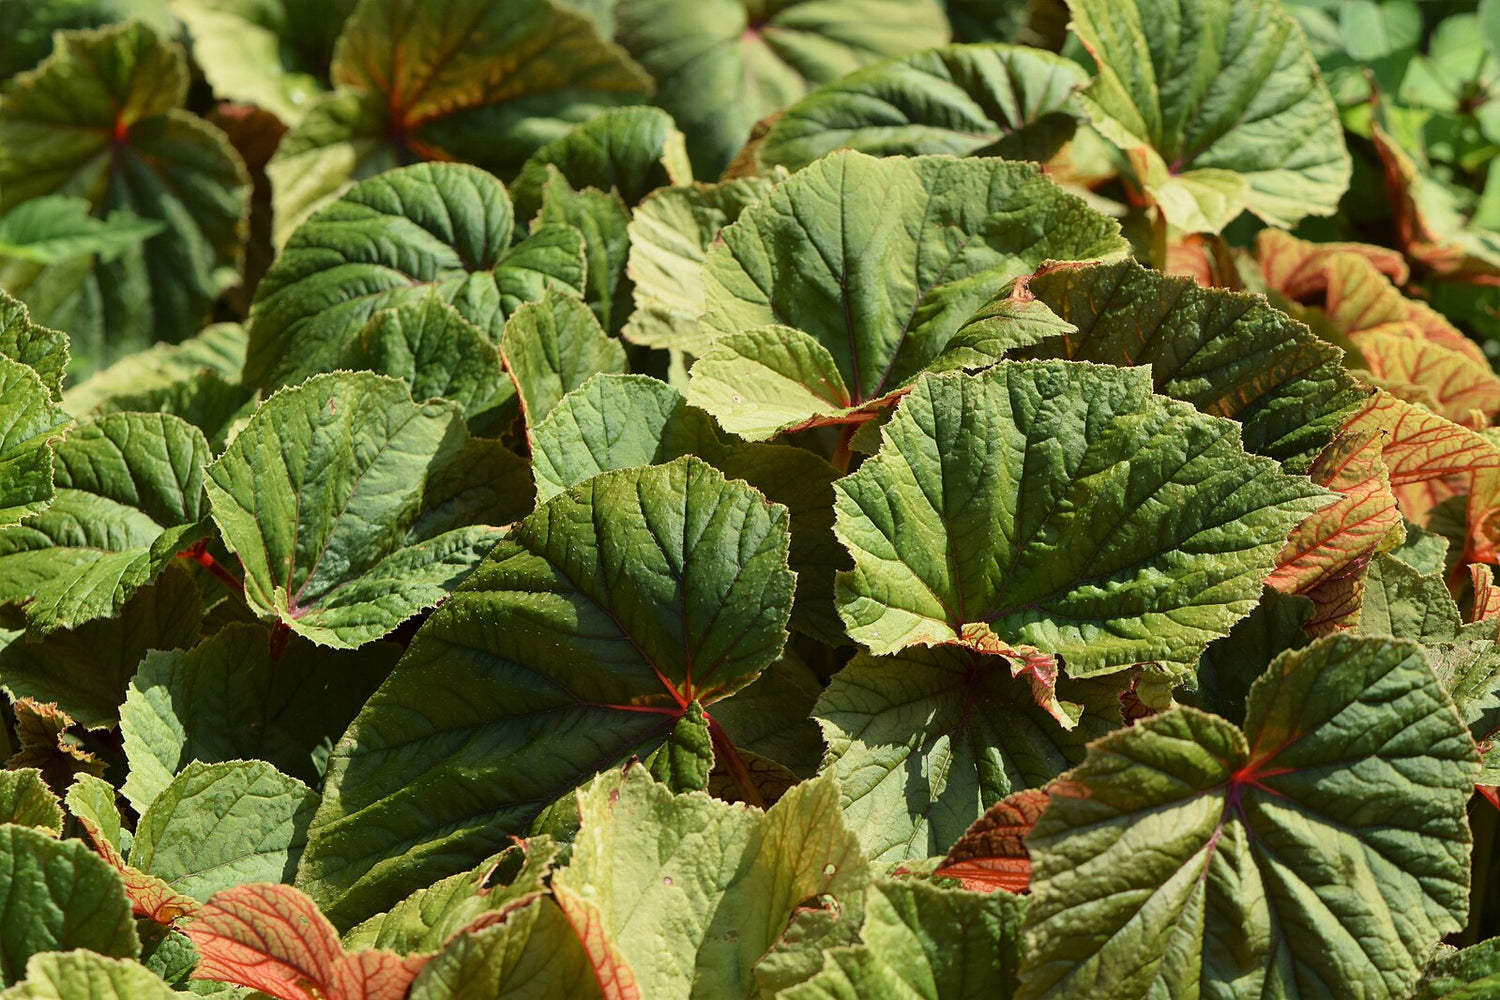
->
[120,623,399,815]
[779,879,1027,1000]
[266,0,652,243]
[343,838,560,956]
[833,362,1329,679]
[130,761,318,902]
[758,43,1086,170]
[205,372,531,648]
[621,174,781,353]
[1071,0,1350,230]
[186,882,428,1000]
[406,897,601,1000]
[0,412,211,631]
[171,0,351,124]
[549,766,869,999]
[66,773,200,924]
[332,295,507,423]
[299,457,795,928]
[1266,429,1404,632]
[613,0,950,177]
[0,355,67,529]
[690,152,1126,439]
[1005,259,1368,466]
[1018,635,1479,1000]
[0,824,138,985]
[0,952,176,1000]
[246,162,585,391]
[511,105,692,222]
[1373,123,1500,284]
[0,769,61,834]
[531,374,845,641]
[4,699,104,788]
[936,788,1050,894]
[0,20,249,369]
[816,646,1117,864]
[502,293,627,433]
[0,562,201,728]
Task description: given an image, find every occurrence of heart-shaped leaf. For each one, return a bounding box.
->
[205,371,532,648]
[1018,634,1478,999]
[298,457,795,927]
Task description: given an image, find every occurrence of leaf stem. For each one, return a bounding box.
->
[177,542,245,600]
[1149,206,1170,273]
[831,424,857,474]
[267,621,291,663]
[704,712,764,809]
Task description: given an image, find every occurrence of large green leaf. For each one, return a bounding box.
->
[758,43,1086,170]
[298,456,795,928]
[245,161,586,392]
[0,825,138,986]
[531,373,846,642]
[1071,0,1350,231]
[778,879,1027,1000]
[814,646,1118,864]
[0,952,176,1000]
[171,0,352,125]
[0,412,210,631]
[1003,258,1368,467]
[834,362,1329,679]
[620,173,781,353]
[266,0,651,244]
[501,292,628,433]
[0,20,249,371]
[129,760,318,902]
[688,152,1126,439]
[614,0,950,177]
[204,371,532,648]
[1018,635,1479,999]
[0,562,201,728]
[547,766,869,999]
[0,355,67,530]
[120,622,399,814]
[0,1,174,80]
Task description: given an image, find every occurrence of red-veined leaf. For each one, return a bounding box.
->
[935,788,1050,894]
[1473,564,1500,623]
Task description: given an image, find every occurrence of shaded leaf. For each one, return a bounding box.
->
[406,896,602,1000]
[502,292,628,434]
[0,769,61,834]
[5,699,104,789]
[0,412,211,631]
[247,162,585,392]
[644,703,714,793]
[66,773,200,924]
[759,43,1086,170]
[936,788,1049,894]
[299,457,794,928]
[0,196,162,264]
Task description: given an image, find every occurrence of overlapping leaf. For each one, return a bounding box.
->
[549,766,869,999]
[120,623,399,814]
[298,457,795,927]
[0,825,138,985]
[532,374,845,641]
[266,0,652,243]
[689,152,1126,439]
[0,289,69,398]
[0,952,176,1000]
[814,646,1117,864]
[1002,258,1368,466]
[0,355,67,530]
[0,20,249,369]
[757,43,1086,170]
[405,897,601,1000]
[0,770,61,835]
[1018,635,1479,999]
[1071,0,1350,231]
[66,774,199,924]
[502,293,627,433]
[205,371,532,648]
[936,788,1049,894]
[614,0,949,177]
[245,162,586,391]
[834,362,1329,679]
[0,412,211,631]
